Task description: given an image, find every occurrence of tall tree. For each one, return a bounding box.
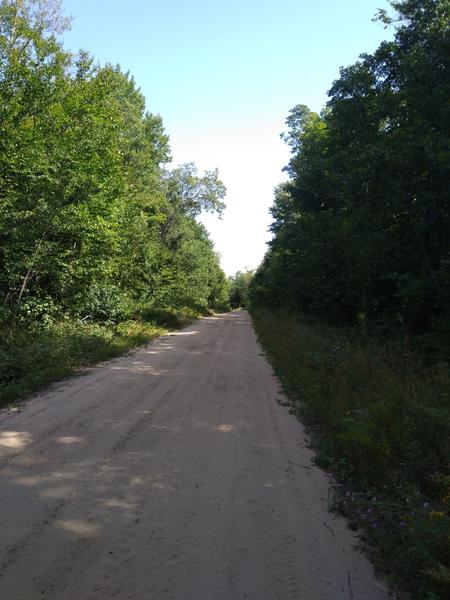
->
[0,0,229,324]
[252,0,450,330]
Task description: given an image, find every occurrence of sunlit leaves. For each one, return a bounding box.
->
[0,0,228,324]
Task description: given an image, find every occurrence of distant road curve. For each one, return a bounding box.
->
[0,310,392,599]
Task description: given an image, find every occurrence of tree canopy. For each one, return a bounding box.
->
[251,0,450,340]
[0,0,230,326]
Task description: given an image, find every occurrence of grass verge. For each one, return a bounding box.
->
[251,308,450,600]
[0,308,198,406]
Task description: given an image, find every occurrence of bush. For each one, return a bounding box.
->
[0,318,167,405]
[71,284,132,324]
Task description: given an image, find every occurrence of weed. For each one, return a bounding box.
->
[0,308,197,406]
[251,308,450,599]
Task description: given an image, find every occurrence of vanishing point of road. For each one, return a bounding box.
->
[0,311,391,599]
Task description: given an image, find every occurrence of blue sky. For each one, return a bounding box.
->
[63,0,393,274]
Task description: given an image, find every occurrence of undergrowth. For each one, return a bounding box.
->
[251,308,450,600]
[0,307,199,406]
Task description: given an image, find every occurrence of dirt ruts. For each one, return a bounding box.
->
[0,311,392,599]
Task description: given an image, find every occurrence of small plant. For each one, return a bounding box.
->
[0,307,199,406]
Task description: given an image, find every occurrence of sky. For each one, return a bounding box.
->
[62,0,393,275]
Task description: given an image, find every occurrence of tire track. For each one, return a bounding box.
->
[0,312,392,600]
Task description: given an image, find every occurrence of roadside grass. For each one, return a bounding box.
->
[251,308,450,600]
[0,308,198,406]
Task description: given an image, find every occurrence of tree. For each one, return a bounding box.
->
[164,162,226,218]
[229,270,254,308]
[252,0,450,330]
[0,0,229,324]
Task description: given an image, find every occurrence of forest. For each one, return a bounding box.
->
[1,0,449,597]
[0,0,230,401]
[250,1,450,597]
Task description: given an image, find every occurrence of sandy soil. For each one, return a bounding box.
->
[0,311,392,599]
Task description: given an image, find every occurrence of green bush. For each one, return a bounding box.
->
[0,317,168,405]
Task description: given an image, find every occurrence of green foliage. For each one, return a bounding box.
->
[252,308,450,598]
[165,162,226,218]
[0,0,229,400]
[252,11,450,590]
[251,0,450,335]
[0,312,200,405]
[228,270,254,308]
[0,303,203,405]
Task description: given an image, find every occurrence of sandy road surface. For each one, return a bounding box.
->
[0,311,391,600]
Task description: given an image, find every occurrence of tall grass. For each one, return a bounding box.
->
[0,308,198,406]
[251,308,450,599]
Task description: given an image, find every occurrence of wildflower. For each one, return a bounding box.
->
[429,511,445,518]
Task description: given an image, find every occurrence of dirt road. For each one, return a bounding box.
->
[0,311,391,599]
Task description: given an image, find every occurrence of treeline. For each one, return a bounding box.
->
[251,0,450,347]
[250,1,449,596]
[229,270,254,308]
[0,0,229,330]
[0,0,230,402]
